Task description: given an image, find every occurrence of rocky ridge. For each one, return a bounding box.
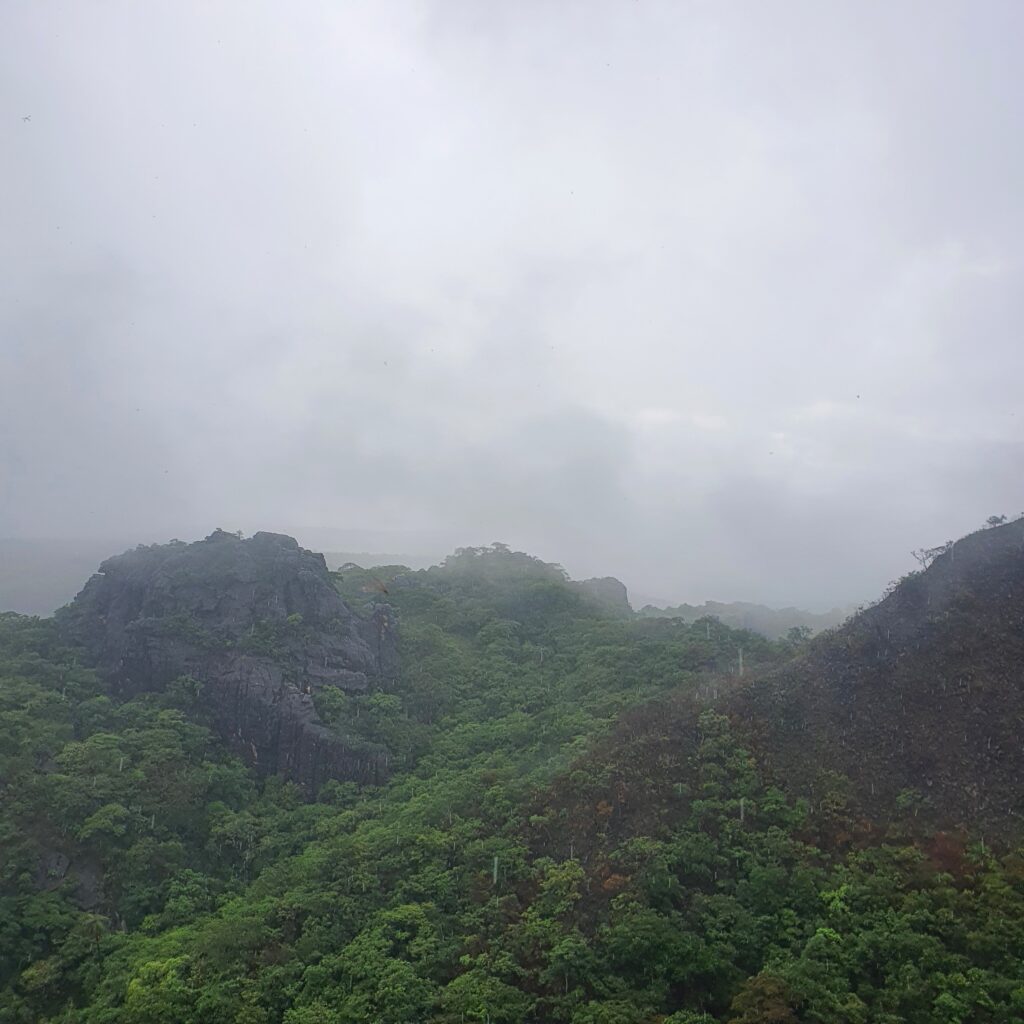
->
[58,529,397,791]
[734,516,1024,832]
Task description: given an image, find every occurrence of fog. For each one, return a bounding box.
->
[2,1,1022,610]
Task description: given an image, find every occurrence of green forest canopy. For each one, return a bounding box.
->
[1,544,1022,1023]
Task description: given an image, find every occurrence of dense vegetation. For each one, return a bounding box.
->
[1,543,1022,1023]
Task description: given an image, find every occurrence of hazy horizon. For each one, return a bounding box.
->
[0,525,919,616]
[4,1,1022,610]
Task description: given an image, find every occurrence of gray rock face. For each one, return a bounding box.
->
[58,530,398,791]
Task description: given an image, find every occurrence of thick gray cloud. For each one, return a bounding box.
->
[1,0,1021,609]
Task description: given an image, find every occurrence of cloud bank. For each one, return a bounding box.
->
[2,1,1022,608]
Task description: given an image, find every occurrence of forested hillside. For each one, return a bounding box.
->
[1,534,1022,1023]
[732,517,1024,834]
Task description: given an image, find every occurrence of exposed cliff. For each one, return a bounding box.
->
[58,529,398,791]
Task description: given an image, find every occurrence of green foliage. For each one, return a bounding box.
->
[1,558,1022,1024]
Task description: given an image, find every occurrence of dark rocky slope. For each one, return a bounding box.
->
[539,519,1024,860]
[58,529,397,791]
[735,516,1024,833]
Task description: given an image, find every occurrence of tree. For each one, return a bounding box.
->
[123,955,197,1024]
[441,968,533,1024]
[911,541,952,569]
[728,973,798,1022]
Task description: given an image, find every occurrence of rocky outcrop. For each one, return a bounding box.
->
[58,530,398,792]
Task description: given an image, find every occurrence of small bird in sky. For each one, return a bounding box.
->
[22,115,31,122]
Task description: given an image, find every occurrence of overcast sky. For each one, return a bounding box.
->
[2,1,1022,609]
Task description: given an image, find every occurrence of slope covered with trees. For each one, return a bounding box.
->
[732,516,1024,835]
[1,535,1022,1023]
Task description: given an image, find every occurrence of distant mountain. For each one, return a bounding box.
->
[637,598,851,639]
[321,550,435,572]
